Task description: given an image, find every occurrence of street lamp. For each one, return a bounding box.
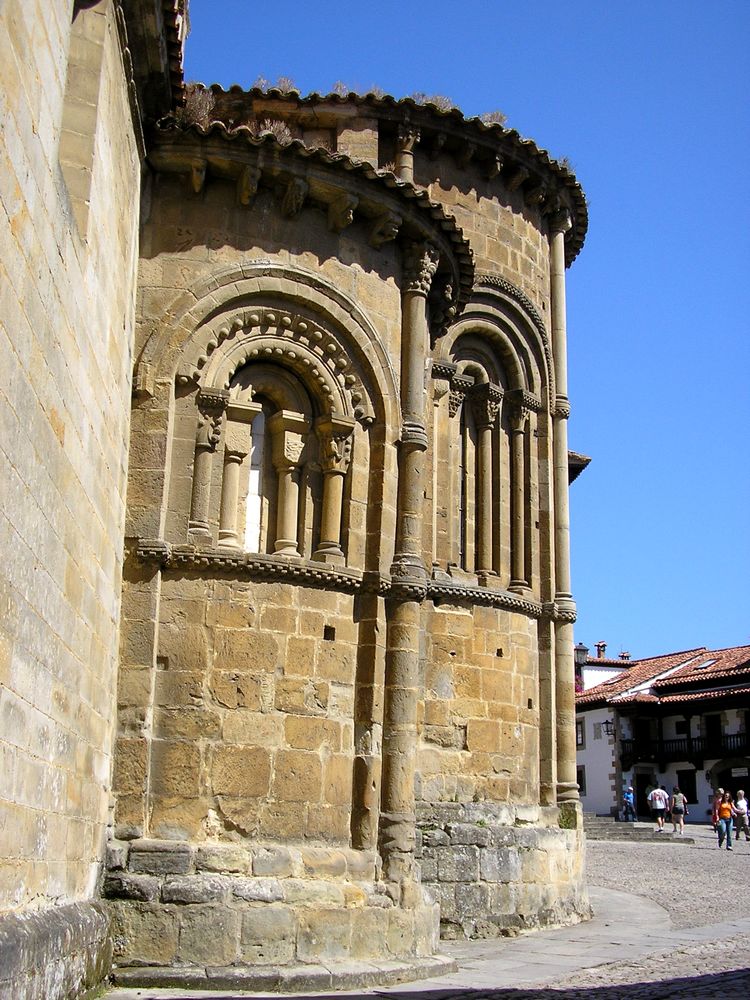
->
[602,719,614,736]
[574,643,589,667]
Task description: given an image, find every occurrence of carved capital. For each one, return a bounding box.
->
[397,125,420,152]
[549,208,572,236]
[448,373,474,418]
[469,383,503,429]
[403,242,439,296]
[281,176,308,217]
[316,415,355,474]
[369,210,402,247]
[224,422,250,461]
[507,388,540,426]
[196,388,229,450]
[268,410,309,469]
[327,192,358,233]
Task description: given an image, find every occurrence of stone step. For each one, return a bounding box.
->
[583,816,694,844]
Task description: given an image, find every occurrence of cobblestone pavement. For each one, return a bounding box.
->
[107,824,750,1000]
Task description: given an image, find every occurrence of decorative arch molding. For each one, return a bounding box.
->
[135,261,401,429]
[435,274,554,406]
[185,309,370,424]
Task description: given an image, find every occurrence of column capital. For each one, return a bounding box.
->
[397,124,420,151]
[402,242,439,296]
[315,415,355,474]
[196,388,229,450]
[469,382,503,429]
[268,410,309,470]
[549,208,572,236]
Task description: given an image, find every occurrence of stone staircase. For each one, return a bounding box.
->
[583,814,695,844]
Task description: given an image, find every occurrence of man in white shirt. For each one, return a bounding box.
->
[647,785,670,831]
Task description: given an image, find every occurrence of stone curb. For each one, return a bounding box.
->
[111,953,457,992]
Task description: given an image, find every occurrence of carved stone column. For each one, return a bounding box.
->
[380,242,437,886]
[313,415,355,565]
[218,422,250,548]
[509,397,530,593]
[188,389,228,542]
[469,383,502,576]
[550,209,578,803]
[268,411,308,557]
[395,125,420,185]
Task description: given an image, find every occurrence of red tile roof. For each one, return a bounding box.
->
[577,644,750,708]
[576,647,707,706]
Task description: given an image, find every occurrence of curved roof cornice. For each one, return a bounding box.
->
[148,121,474,311]
[195,86,588,265]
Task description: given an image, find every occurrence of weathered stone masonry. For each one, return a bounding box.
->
[108,88,590,985]
[0,5,591,994]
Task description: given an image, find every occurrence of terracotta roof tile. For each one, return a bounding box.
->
[576,642,750,709]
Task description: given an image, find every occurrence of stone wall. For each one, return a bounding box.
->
[0,1,141,995]
[416,802,589,939]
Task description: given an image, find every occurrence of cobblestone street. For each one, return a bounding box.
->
[107,823,750,1000]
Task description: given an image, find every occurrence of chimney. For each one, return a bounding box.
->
[620,651,631,661]
[595,641,607,659]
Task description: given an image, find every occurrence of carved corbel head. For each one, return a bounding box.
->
[237,164,262,206]
[369,210,402,248]
[280,176,308,217]
[190,159,207,195]
[327,192,359,233]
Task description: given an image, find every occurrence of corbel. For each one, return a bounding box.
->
[457,141,476,169]
[485,153,504,179]
[327,192,359,233]
[429,131,447,160]
[523,181,547,207]
[281,176,308,217]
[237,164,261,206]
[190,159,206,194]
[506,164,529,192]
[369,209,402,248]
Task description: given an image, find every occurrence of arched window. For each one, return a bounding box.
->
[433,328,538,593]
[186,359,356,566]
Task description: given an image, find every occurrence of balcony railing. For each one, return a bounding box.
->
[620,732,750,766]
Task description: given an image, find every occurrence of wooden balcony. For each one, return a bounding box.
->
[620,731,750,770]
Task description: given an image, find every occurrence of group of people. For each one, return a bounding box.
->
[712,788,750,850]
[644,784,689,834]
[622,784,750,848]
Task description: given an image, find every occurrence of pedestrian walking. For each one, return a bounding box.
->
[669,785,689,834]
[734,789,750,842]
[712,787,724,830]
[716,791,736,850]
[647,784,670,832]
[622,786,636,822]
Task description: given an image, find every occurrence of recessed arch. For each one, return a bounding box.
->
[135,261,400,431]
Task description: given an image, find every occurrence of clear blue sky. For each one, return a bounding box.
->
[184,2,750,659]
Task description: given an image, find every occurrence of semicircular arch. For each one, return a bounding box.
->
[137,262,400,428]
[437,276,554,405]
